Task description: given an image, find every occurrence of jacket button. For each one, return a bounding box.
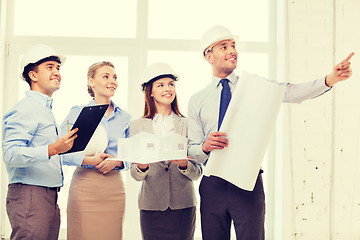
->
[165,167,169,171]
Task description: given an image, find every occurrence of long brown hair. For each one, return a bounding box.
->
[142,76,184,119]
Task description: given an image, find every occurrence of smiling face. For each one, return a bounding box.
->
[29,60,61,97]
[151,77,176,109]
[205,39,238,78]
[88,65,118,101]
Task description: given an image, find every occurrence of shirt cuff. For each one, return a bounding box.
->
[178,162,190,173]
[62,153,85,167]
[37,145,51,162]
[198,143,210,163]
[320,75,333,90]
[72,155,85,166]
[136,165,149,175]
[313,76,332,97]
[120,161,130,171]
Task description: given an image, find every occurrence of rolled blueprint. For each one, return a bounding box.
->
[204,71,286,191]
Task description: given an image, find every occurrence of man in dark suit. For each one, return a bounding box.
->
[187,25,353,240]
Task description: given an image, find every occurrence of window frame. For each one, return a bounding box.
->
[1,0,282,239]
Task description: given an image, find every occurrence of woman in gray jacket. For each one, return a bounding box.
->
[130,62,203,240]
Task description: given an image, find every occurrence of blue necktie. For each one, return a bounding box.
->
[218,79,231,130]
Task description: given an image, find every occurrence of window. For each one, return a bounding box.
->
[2,0,279,239]
[13,0,137,38]
[148,0,269,42]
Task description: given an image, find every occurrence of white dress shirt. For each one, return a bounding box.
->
[187,71,331,163]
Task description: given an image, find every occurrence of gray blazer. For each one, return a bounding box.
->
[130,116,203,211]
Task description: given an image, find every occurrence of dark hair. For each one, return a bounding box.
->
[23,56,61,87]
[142,75,184,119]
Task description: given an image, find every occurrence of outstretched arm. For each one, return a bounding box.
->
[282,52,355,103]
[325,52,354,87]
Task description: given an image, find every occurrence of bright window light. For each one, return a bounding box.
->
[13,0,137,38]
[236,53,270,79]
[148,0,269,41]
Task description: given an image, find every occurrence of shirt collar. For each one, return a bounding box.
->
[154,111,175,120]
[112,101,122,113]
[26,90,53,110]
[213,71,238,88]
[88,99,122,113]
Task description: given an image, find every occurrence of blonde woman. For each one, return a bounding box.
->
[61,61,130,239]
[130,63,202,240]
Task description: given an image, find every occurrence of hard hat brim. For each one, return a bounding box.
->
[141,74,178,92]
[20,54,66,80]
[203,37,236,57]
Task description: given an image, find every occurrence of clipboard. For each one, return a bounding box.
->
[60,104,109,154]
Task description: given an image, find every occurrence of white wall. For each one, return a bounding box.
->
[284,0,360,239]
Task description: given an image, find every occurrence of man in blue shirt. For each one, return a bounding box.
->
[188,25,354,240]
[2,44,78,240]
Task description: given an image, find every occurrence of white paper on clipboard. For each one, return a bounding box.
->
[204,71,286,191]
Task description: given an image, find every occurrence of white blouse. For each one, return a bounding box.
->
[152,112,175,137]
[152,112,175,165]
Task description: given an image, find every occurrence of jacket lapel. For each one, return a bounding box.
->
[173,115,183,135]
[142,118,154,133]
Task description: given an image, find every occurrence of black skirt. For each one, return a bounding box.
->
[140,206,196,240]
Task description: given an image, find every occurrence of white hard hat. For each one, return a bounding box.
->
[81,125,108,156]
[20,44,66,80]
[141,62,177,91]
[201,25,236,57]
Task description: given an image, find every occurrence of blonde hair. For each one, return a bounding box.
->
[87,61,115,97]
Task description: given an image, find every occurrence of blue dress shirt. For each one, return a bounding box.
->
[60,99,131,171]
[2,90,63,187]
